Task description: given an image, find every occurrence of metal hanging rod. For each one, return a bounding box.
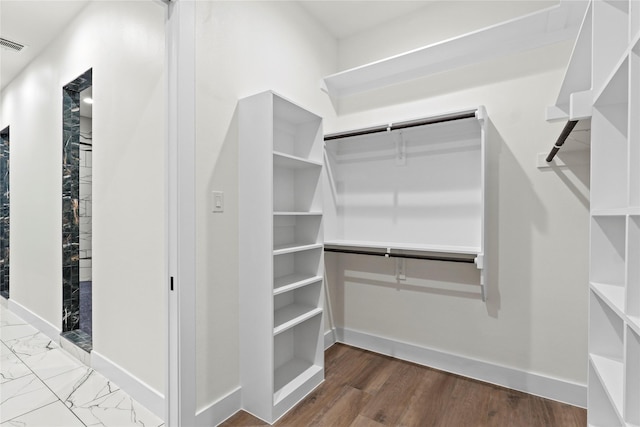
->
[324,110,477,141]
[546,119,579,162]
[323,247,476,264]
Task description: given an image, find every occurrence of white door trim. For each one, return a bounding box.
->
[165,1,197,426]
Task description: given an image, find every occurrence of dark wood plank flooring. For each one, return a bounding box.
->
[221,343,586,427]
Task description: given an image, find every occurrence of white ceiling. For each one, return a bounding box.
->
[298,1,433,39]
[0,0,90,90]
[0,0,436,91]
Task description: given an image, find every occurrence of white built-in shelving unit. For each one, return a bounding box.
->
[552,0,640,425]
[239,91,324,424]
[323,108,487,299]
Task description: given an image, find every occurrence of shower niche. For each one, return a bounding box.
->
[61,69,93,352]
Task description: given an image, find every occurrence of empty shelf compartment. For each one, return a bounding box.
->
[273,281,322,335]
[273,315,323,405]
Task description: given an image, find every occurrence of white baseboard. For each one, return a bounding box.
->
[91,350,165,418]
[334,327,587,408]
[195,387,242,427]
[8,299,61,344]
[324,329,336,350]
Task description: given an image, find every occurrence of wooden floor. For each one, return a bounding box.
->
[222,343,586,427]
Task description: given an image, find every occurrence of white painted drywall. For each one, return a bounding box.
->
[194,0,337,412]
[0,0,166,395]
[326,12,589,388]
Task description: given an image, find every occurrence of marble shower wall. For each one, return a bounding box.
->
[62,69,91,333]
[79,116,92,283]
[0,127,8,299]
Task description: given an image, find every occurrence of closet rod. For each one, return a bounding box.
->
[324,110,477,141]
[546,119,578,162]
[323,247,476,264]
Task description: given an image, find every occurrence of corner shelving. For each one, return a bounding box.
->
[239,91,324,423]
[590,215,626,314]
[630,41,640,208]
[628,216,640,324]
[589,291,625,422]
[625,326,640,425]
[592,0,629,98]
[591,56,629,211]
[588,363,625,427]
[556,1,640,425]
[546,1,592,121]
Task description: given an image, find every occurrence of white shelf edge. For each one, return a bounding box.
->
[569,89,593,120]
[322,1,586,98]
[552,1,593,111]
[589,355,624,421]
[273,362,323,406]
[271,90,323,124]
[592,50,630,107]
[324,239,480,256]
[273,306,322,336]
[628,316,640,339]
[591,208,630,217]
[590,282,626,318]
[273,243,323,256]
[273,151,323,168]
[273,275,323,296]
[628,207,640,216]
[273,211,323,216]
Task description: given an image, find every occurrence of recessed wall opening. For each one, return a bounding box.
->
[61,69,92,352]
[0,126,9,300]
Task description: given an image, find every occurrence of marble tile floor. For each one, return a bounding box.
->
[0,303,164,427]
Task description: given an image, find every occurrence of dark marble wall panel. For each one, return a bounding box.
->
[62,69,91,333]
[0,127,9,299]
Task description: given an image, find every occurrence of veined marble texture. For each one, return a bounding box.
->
[0,305,164,426]
[0,126,9,300]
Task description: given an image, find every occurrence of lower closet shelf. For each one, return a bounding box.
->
[274,274,322,295]
[273,305,322,335]
[590,354,624,417]
[590,282,625,316]
[273,360,323,405]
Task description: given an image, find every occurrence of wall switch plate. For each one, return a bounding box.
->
[212,191,224,213]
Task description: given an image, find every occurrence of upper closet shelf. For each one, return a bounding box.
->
[321,1,588,99]
[546,1,592,121]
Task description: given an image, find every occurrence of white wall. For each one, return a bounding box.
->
[194,0,337,413]
[326,8,589,391]
[0,0,166,396]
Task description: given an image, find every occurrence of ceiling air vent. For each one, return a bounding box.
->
[0,37,25,52]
